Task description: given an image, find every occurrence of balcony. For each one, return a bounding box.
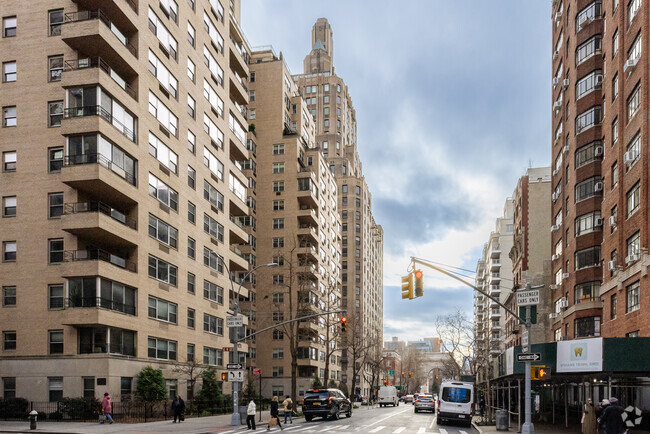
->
[298,207,318,227]
[63,105,135,143]
[62,202,137,248]
[298,243,318,262]
[64,296,137,320]
[490,260,501,271]
[229,215,251,243]
[489,285,501,296]
[63,58,136,101]
[71,0,139,27]
[297,188,318,210]
[61,249,138,286]
[229,245,249,271]
[64,248,136,271]
[297,224,319,241]
[489,309,501,319]
[229,72,248,106]
[76,326,136,356]
[489,273,501,283]
[62,10,138,77]
[490,246,501,258]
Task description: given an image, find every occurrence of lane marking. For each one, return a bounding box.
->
[429,416,437,428]
[417,428,426,433]
[369,426,385,433]
[364,406,412,427]
[335,425,350,430]
[318,427,337,432]
[392,428,405,433]
[440,429,448,434]
[460,431,469,434]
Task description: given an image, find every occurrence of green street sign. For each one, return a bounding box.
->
[389,370,395,376]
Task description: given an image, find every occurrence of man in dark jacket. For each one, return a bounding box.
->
[599,397,625,434]
[172,395,185,423]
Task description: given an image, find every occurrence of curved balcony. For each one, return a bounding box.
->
[62,202,137,248]
[63,58,136,101]
[63,105,135,143]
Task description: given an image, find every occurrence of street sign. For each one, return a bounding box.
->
[517,289,540,306]
[227,315,243,327]
[228,370,245,382]
[253,368,261,375]
[522,328,529,352]
[389,369,394,376]
[227,363,243,370]
[517,353,541,362]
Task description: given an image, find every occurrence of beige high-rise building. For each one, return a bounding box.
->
[0,0,256,402]
[294,18,384,398]
[246,48,343,398]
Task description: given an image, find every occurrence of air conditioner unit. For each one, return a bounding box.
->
[608,260,617,271]
[594,217,604,227]
[552,254,560,261]
[563,144,570,154]
[626,253,639,264]
[549,312,559,319]
[563,78,570,89]
[594,74,604,87]
[560,336,568,341]
[553,50,559,60]
[562,273,570,280]
[559,297,569,308]
[551,224,560,232]
[624,57,639,73]
[594,146,604,157]
[552,77,560,87]
[624,150,638,164]
[549,284,558,290]
[609,215,617,227]
[594,182,603,192]
[552,167,560,176]
[553,100,562,111]
[552,192,559,202]
[578,14,589,28]
[555,11,563,20]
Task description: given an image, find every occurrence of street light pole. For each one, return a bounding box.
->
[223,260,278,427]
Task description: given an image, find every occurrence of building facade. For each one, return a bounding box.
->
[246,47,343,398]
[0,0,256,402]
[293,18,384,398]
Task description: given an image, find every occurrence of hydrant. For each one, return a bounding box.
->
[29,410,38,430]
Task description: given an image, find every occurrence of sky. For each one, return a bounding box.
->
[241,1,552,343]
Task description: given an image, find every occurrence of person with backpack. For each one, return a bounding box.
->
[282,395,293,424]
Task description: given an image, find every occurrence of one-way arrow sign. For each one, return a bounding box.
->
[516,353,541,362]
[227,363,243,369]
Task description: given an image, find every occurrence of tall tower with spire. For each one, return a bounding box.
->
[303,18,334,74]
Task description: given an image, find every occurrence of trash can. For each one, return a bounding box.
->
[495,409,509,431]
[238,406,248,424]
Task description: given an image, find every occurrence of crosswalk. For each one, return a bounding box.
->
[253,424,471,433]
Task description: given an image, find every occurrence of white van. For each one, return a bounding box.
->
[378,386,399,407]
[437,381,474,427]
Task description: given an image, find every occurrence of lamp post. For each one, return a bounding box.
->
[223,260,278,426]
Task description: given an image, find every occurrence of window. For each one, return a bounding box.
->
[48,284,64,309]
[627,85,641,121]
[3,17,16,37]
[3,151,16,172]
[49,9,64,36]
[203,246,223,272]
[148,337,177,360]
[613,29,619,57]
[626,182,640,217]
[626,132,641,166]
[574,316,601,338]
[2,196,16,217]
[148,296,178,323]
[575,281,599,303]
[272,275,284,285]
[188,201,196,223]
[272,162,285,174]
[148,214,178,248]
[3,377,16,399]
[203,79,224,116]
[3,331,16,350]
[149,92,178,135]
[149,133,178,173]
[48,192,63,218]
[576,35,601,65]
[48,238,64,263]
[3,61,15,82]
[83,377,95,398]
[626,281,640,312]
[187,57,195,82]
[249,90,255,102]
[187,272,195,293]
[611,162,618,189]
[273,366,284,376]
[575,106,601,133]
[148,255,178,286]
[203,45,224,85]
[3,106,16,127]
[187,22,195,46]
[148,8,178,59]
[148,174,178,211]
[273,218,284,229]
[575,176,600,202]
[204,280,224,304]
[629,0,641,26]
[610,294,617,320]
[575,246,601,270]
[272,237,284,248]
[47,100,63,127]
[273,200,284,211]
[187,237,195,259]
[626,231,640,257]
[204,213,224,241]
[3,286,16,307]
[203,147,224,178]
[574,211,601,236]
[203,180,224,211]
[186,344,195,363]
[575,70,602,100]
[273,181,285,192]
[49,330,63,354]
[272,348,284,359]
[48,55,63,82]
[3,241,16,261]
[203,346,223,366]
[187,94,195,118]
[48,147,63,173]
[203,313,223,335]
[48,377,63,402]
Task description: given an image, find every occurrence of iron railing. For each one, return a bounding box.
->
[63,248,137,272]
[66,296,137,316]
[63,105,135,142]
[64,201,136,230]
[62,152,136,186]
[63,10,137,57]
[64,58,136,100]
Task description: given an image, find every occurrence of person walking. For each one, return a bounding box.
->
[599,397,625,434]
[479,395,486,418]
[267,396,283,431]
[247,399,257,430]
[171,395,185,423]
[582,397,597,434]
[101,392,114,424]
[282,395,293,424]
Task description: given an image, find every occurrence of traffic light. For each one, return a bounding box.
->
[340,316,347,333]
[401,273,414,299]
[531,365,550,380]
[221,372,228,382]
[414,270,424,297]
[409,372,413,378]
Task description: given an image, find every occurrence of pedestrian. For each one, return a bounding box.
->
[282,395,293,424]
[247,399,257,430]
[267,395,283,431]
[479,395,486,418]
[101,392,114,424]
[599,397,625,434]
[582,397,597,434]
[171,394,185,423]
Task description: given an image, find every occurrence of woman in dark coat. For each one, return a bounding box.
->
[267,395,283,431]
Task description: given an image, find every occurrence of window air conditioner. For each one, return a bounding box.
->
[563,78,570,89]
[553,50,559,60]
[563,144,570,154]
[552,77,560,87]
[549,284,558,290]
[552,167,560,176]
[559,297,569,308]
[560,336,568,341]
[608,260,617,271]
[562,273,570,280]
[594,217,604,227]
[624,57,639,73]
[624,150,638,164]
[551,224,560,232]
[594,146,604,157]
[555,11,563,20]
[552,254,560,261]
[552,192,559,202]
[609,215,617,227]
[626,254,639,264]
[595,74,604,87]
[578,14,588,27]
[594,182,603,192]
[549,312,559,319]
[553,100,562,111]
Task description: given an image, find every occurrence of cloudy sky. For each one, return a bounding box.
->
[242,1,552,342]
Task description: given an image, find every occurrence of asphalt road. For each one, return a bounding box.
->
[249,404,478,434]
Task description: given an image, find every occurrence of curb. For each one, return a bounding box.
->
[473,421,484,433]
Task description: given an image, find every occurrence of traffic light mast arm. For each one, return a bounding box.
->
[410,257,525,323]
[233,309,347,343]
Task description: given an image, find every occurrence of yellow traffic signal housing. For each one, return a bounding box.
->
[401,273,414,299]
[414,269,424,297]
[340,316,347,333]
[531,365,550,380]
[221,372,228,382]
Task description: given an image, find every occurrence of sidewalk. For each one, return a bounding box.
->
[0,410,278,433]
[473,420,582,433]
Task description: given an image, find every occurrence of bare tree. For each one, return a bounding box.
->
[435,309,476,380]
[321,280,342,385]
[361,337,386,403]
[172,358,206,414]
[340,312,373,401]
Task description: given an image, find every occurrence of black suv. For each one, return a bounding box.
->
[302,389,352,421]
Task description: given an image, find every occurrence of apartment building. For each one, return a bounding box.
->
[504,167,553,349]
[550,0,650,340]
[293,18,384,399]
[0,0,255,402]
[246,48,343,398]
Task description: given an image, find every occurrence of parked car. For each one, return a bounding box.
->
[414,394,435,413]
[378,386,399,407]
[302,389,352,421]
[437,381,474,427]
[404,394,414,403]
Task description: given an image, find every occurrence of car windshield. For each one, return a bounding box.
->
[304,391,329,400]
[442,387,471,403]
